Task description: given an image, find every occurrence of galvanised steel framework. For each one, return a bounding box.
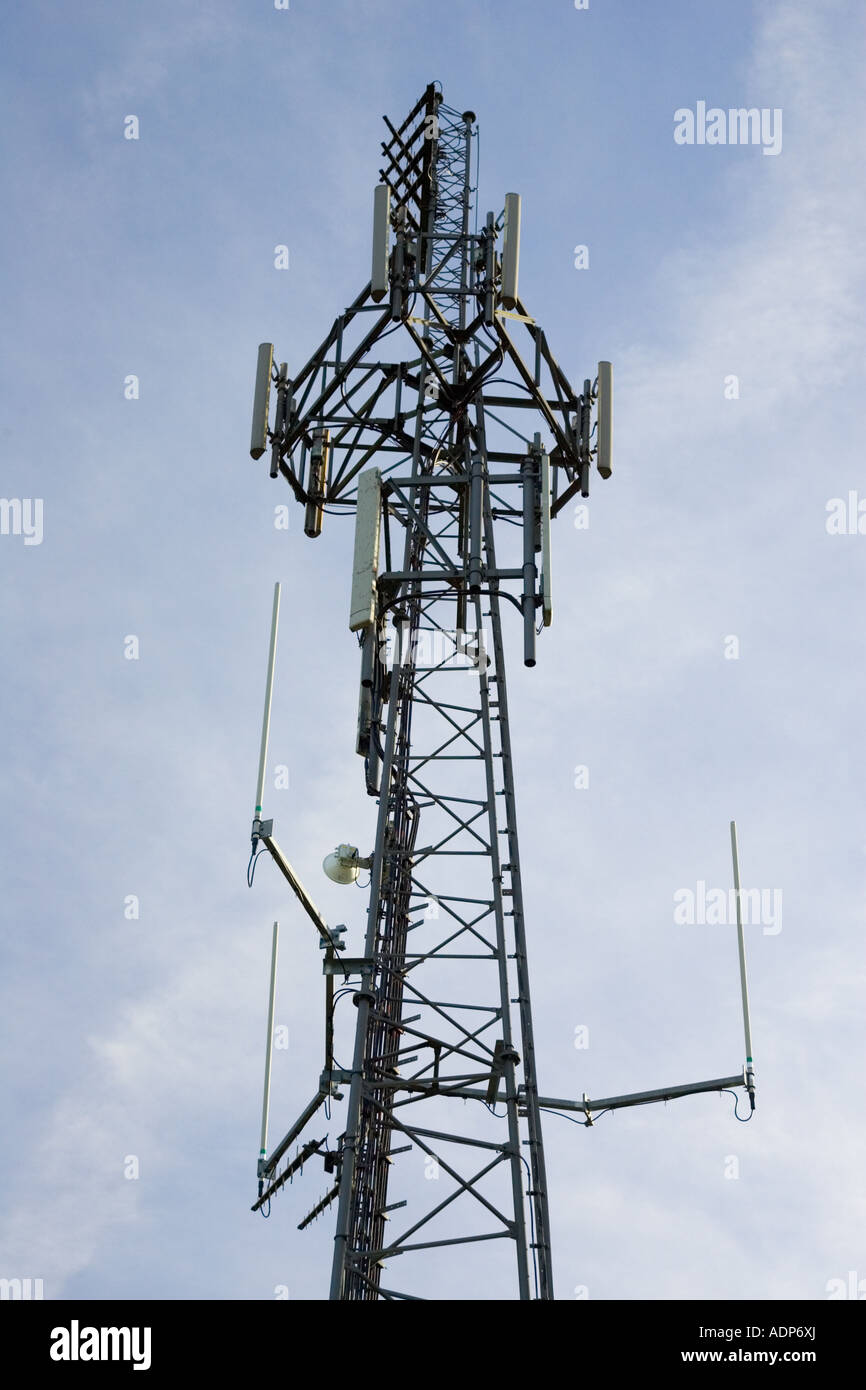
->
[248,84,612,1301]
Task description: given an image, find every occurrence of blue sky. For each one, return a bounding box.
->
[1,0,864,1300]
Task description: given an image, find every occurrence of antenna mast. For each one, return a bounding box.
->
[245,84,755,1301]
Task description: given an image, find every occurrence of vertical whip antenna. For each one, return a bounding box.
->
[258,920,280,1195]
[730,820,756,1110]
[253,582,281,847]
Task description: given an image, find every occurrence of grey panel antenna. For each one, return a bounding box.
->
[250,343,274,459]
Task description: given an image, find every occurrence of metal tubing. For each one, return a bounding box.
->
[540,450,552,627]
[269,365,289,479]
[360,627,375,688]
[537,1073,747,1115]
[328,601,407,1300]
[260,834,332,944]
[264,1091,329,1174]
[325,953,334,1075]
[521,452,537,667]
[479,450,553,1296]
[468,452,484,592]
[390,205,406,321]
[596,360,613,478]
[473,588,531,1300]
[365,728,381,796]
[483,211,495,326]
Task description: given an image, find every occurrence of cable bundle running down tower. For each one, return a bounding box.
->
[245,85,754,1302]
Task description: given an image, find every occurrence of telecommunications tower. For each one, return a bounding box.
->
[245,85,755,1301]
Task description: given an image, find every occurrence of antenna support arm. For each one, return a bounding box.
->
[535,1070,751,1121]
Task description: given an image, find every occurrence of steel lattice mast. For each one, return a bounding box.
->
[247,84,614,1301]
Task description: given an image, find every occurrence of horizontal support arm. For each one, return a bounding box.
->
[537,1072,747,1117]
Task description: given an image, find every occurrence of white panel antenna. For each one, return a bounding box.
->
[371,185,391,303]
[349,468,382,631]
[250,342,274,459]
[500,192,521,310]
